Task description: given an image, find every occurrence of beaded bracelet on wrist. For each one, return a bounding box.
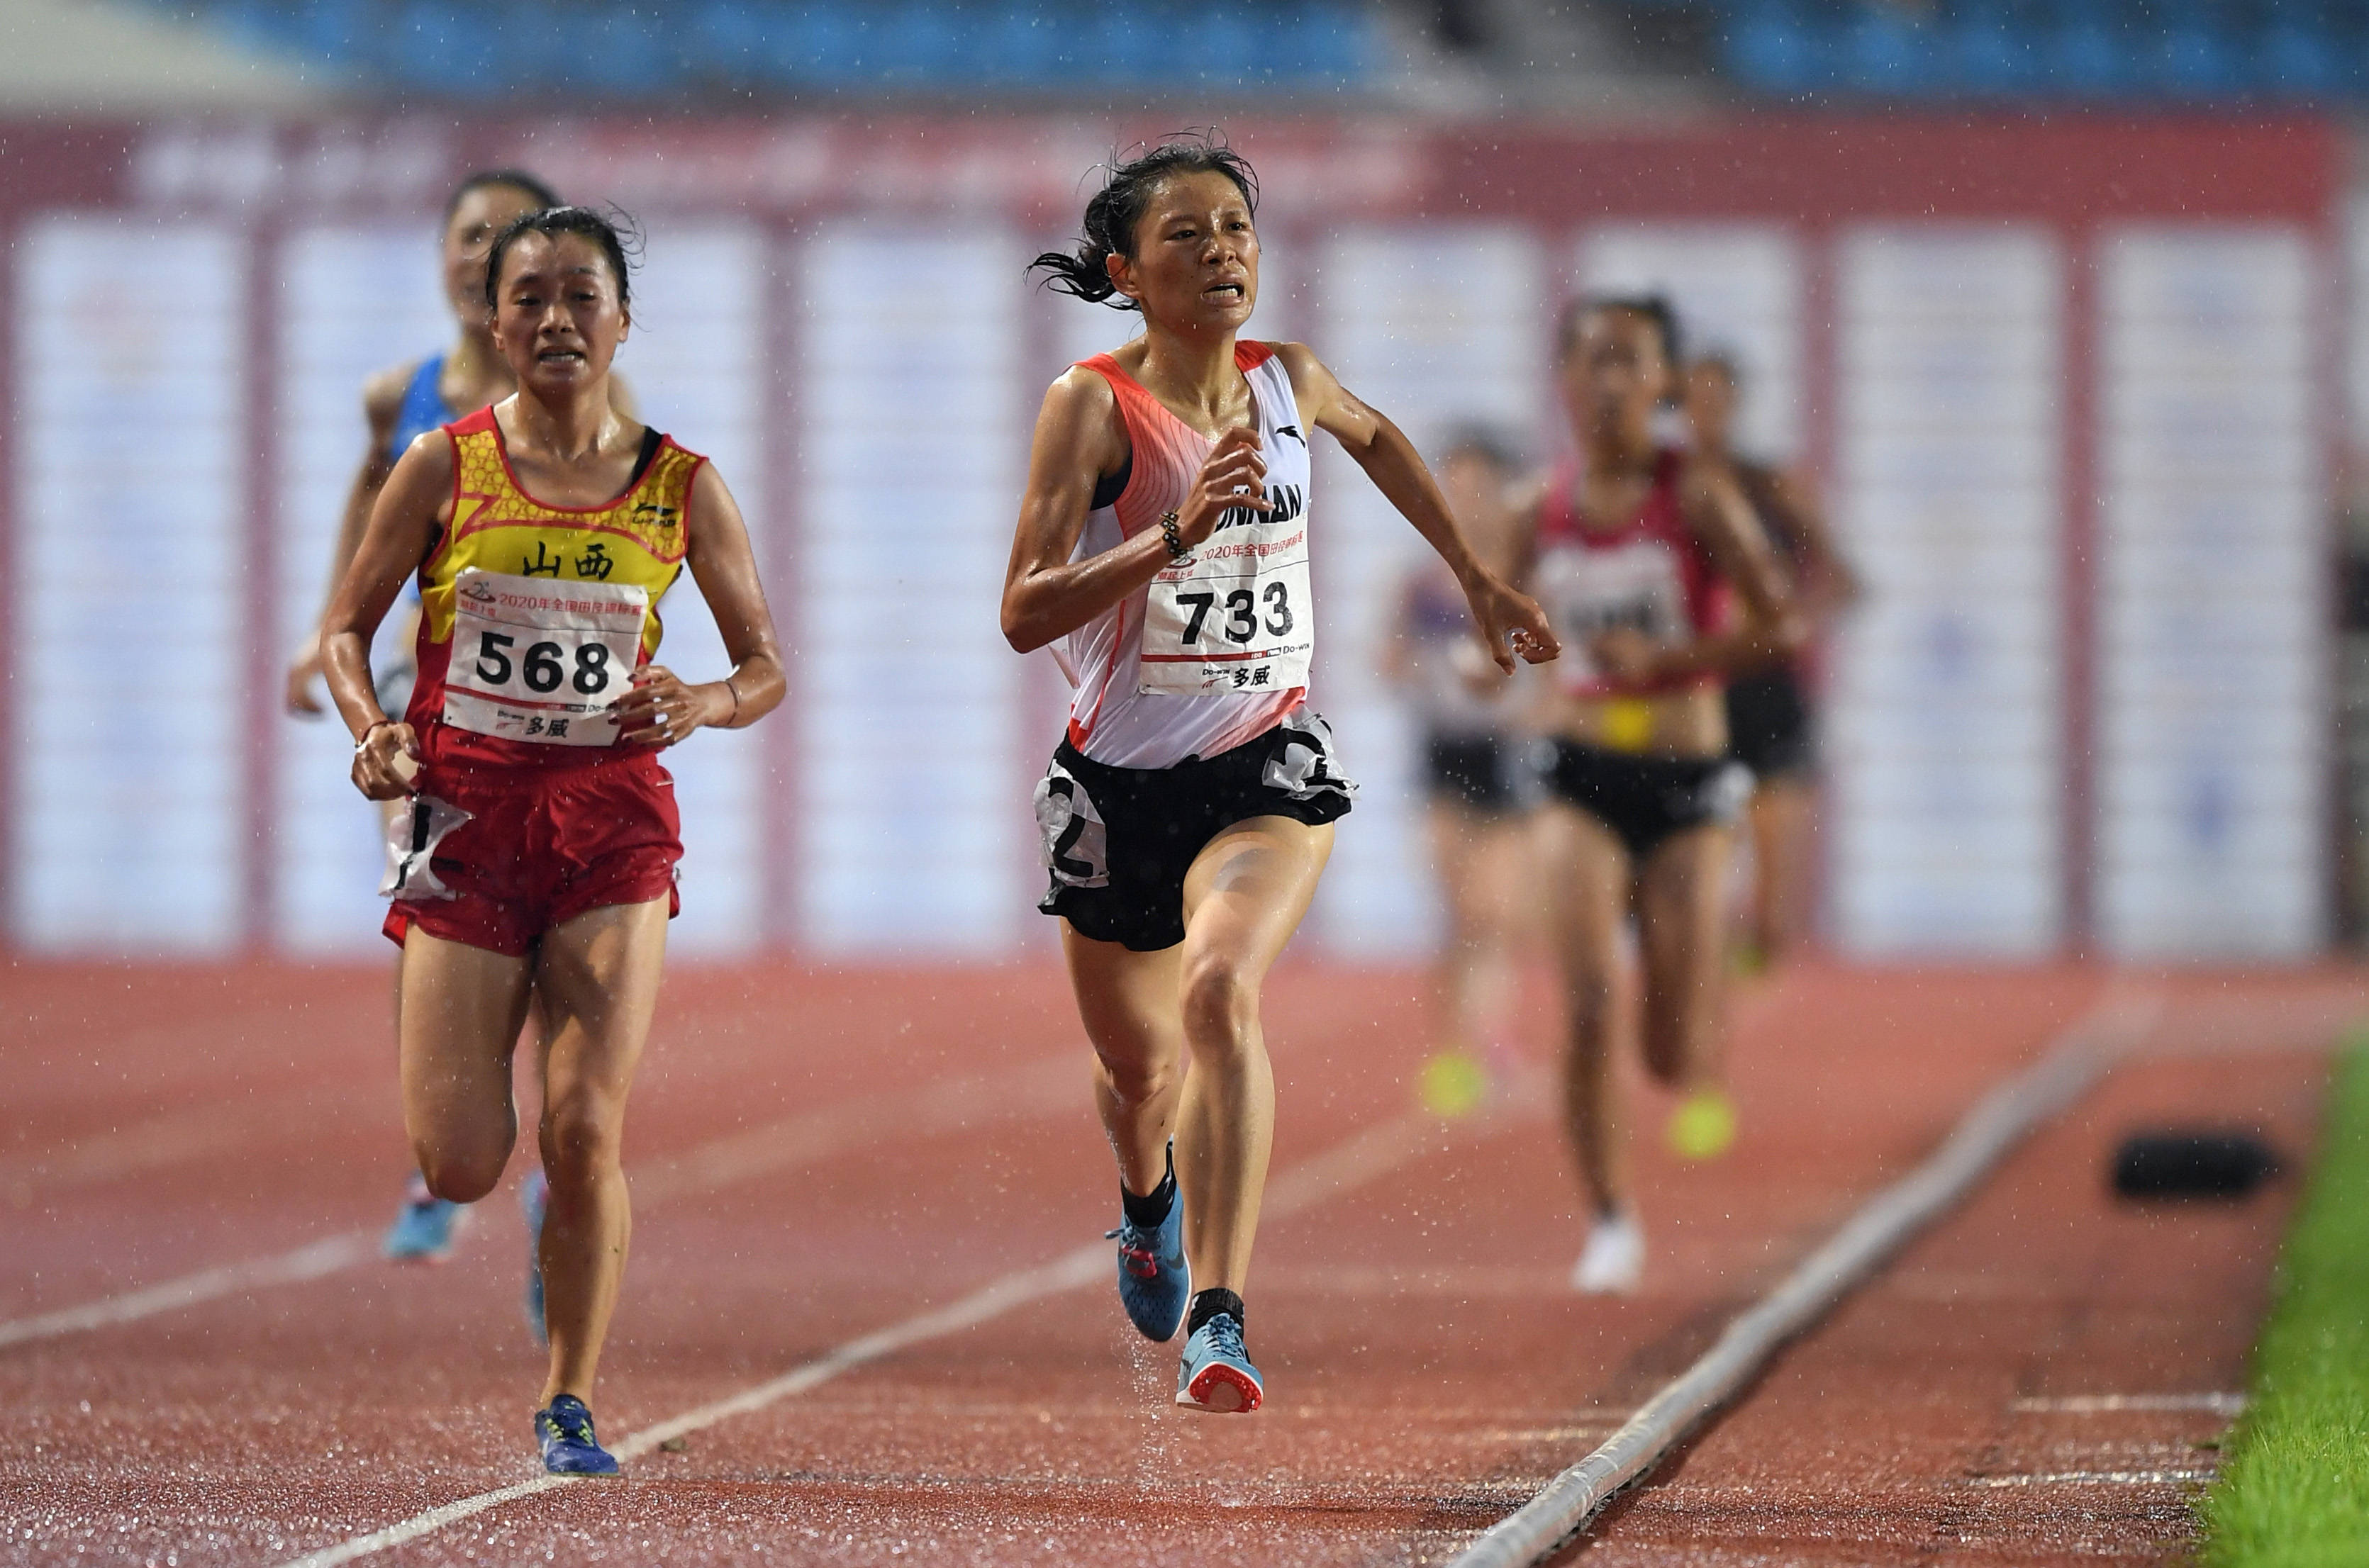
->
[1158,510,1193,565]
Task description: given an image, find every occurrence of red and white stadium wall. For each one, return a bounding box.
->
[0,114,2339,962]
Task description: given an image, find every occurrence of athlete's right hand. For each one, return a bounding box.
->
[352,721,421,800]
[1173,425,1270,549]
[284,636,326,717]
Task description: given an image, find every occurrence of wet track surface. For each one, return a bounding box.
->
[0,959,2356,1565]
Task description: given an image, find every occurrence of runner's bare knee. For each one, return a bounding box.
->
[1179,953,1260,1058]
[539,1090,625,1185]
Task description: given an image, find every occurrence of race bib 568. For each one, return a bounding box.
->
[440,568,647,746]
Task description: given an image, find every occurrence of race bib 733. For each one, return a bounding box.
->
[1137,521,1314,698]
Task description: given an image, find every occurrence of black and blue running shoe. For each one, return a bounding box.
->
[534,1394,619,1475]
[1106,1181,1188,1343]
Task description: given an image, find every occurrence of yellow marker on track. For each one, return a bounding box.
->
[1667,1087,1737,1161]
[1419,1051,1489,1119]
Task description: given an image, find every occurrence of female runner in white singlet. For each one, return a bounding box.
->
[1005,138,1558,1413]
[1510,298,1800,1294]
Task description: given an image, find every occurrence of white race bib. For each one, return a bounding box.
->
[440,568,647,746]
[1137,520,1313,698]
[1535,538,1686,689]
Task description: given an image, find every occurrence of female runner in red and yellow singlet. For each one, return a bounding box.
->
[320,208,785,1475]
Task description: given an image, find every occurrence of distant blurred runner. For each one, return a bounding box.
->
[1008,137,1557,1413]
[282,169,630,1276]
[1381,427,1535,1107]
[320,206,784,1474]
[1508,297,1800,1292]
[1683,353,1860,971]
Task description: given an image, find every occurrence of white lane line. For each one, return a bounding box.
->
[635,1055,1081,1206]
[0,1235,370,1350]
[2012,1392,2246,1416]
[1446,987,2168,1568]
[0,1054,1082,1353]
[1969,1467,2217,1488]
[271,1099,1514,1567]
[1,1093,316,1196]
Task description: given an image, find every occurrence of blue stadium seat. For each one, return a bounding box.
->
[284,0,366,61]
[560,7,673,96]
[1946,0,2040,96]
[1168,6,1259,87]
[1723,0,1825,96]
[2044,2,2136,96]
[875,2,966,85]
[1078,6,1164,84]
[2257,14,2347,100]
[1841,1,1935,95]
[691,0,767,86]
[1289,2,1376,82]
[762,6,864,88]
[975,5,1062,85]
[2150,4,2246,98]
[386,1,467,91]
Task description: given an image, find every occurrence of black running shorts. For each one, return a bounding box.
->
[1534,738,1751,861]
[1724,666,1817,781]
[1035,712,1356,952]
[1422,732,1523,817]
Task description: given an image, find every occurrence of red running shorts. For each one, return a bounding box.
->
[383,750,681,958]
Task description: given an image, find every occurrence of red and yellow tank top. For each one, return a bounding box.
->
[407,405,706,771]
[1533,449,1732,698]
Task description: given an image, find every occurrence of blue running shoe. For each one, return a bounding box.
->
[522,1169,549,1348]
[1106,1185,1188,1343]
[1174,1310,1262,1413]
[534,1394,619,1476]
[382,1173,464,1263]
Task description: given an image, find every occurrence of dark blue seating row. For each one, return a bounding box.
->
[1706,0,2369,99]
[191,0,1378,96]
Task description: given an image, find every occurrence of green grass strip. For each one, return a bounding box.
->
[2200,1036,2369,1566]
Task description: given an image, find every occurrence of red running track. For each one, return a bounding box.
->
[0,958,2356,1565]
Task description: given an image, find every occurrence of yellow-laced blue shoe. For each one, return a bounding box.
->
[534,1395,618,1476]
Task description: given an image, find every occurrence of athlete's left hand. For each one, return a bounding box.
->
[1464,573,1560,674]
[615,666,730,748]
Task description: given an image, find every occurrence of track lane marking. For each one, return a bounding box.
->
[2012,1392,2245,1416]
[269,1097,1525,1567]
[1447,987,2168,1568]
[0,1235,369,1350]
[1969,1467,2218,1488]
[0,1054,1083,1352]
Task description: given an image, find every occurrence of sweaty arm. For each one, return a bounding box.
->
[1000,369,1270,654]
[611,465,786,746]
[1273,342,1556,672]
[1646,461,1807,683]
[322,433,452,796]
[1764,465,1862,620]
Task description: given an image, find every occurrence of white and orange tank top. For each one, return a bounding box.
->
[1059,342,1313,770]
[407,405,705,771]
